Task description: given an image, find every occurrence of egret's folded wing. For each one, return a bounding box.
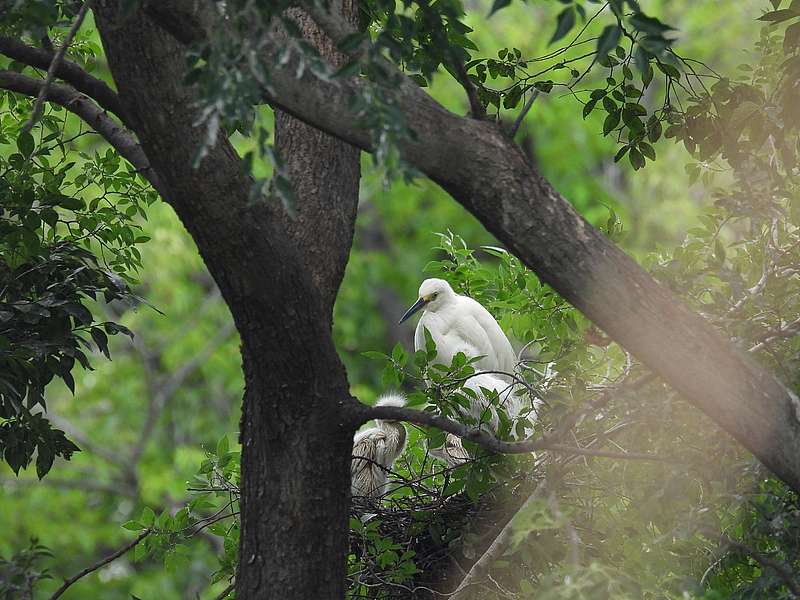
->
[466,299,517,373]
[351,428,388,498]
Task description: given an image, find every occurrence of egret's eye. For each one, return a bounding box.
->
[433,292,439,298]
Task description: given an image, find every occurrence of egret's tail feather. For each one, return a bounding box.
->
[375,392,406,408]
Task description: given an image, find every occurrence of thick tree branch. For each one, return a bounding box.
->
[0,35,127,121]
[22,2,89,133]
[272,2,362,315]
[0,71,166,199]
[92,5,360,597]
[48,529,151,600]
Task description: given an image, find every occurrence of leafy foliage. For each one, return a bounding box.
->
[0,538,53,599]
[0,64,153,476]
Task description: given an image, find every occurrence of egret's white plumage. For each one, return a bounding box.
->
[429,373,527,467]
[400,279,538,466]
[351,393,408,500]
[400,278,517,377]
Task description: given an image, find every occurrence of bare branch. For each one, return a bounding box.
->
[0,70,167,199]
[701,528,800,597]
[509,89,540,139]
[213,581,236,600]
[0,35,127,122]
[748,317,800,353]
[450,480,548,599]
[130,320,237,465]
[22,2,90,133]
[48,529,151,600]
[449,51,485,119]
[359,402,672,461]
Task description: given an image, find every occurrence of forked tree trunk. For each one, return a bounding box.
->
[94,3,362,597]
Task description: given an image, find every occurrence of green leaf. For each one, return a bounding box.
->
[58,196,86,211]
[337,32,367,53]
[141,507,155,527]
[656,61,681,79]
[488,0,511,17]
[647,119,663,142]
[362,351,389,361]
[714,238,726,263]
[17,131,35,158]
[391,342,408,366]
[582,99,597,119]
[629,147,645,170]
[549,7,576,45]
[122,520,144,531]
[757,9,800,23]
[596,25,622,60]
[629,12,676,34]
[217,435,229,457]
[639,141,656,160]
[603,111,621,135]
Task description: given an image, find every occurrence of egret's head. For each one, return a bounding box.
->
[399,278,455,323]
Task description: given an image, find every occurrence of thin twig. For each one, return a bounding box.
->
[509,89,540,138]
[449,480,549,599]
[0,70,167,198]
[213,581,236,600]
[48,529,151,600]
[22,2,90,134]
[0,35,126,121]
[701,529,800,597]
[449,51,485,119]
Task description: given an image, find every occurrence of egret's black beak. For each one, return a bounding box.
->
[399,298,427,324]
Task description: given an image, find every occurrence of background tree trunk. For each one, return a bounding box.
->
[93,4,362,597]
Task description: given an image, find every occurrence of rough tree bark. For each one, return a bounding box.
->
[274,2,362,313]
[91,4,362,598]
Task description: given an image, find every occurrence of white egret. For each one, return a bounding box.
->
[399,278,517,377]
[351,393,408,500]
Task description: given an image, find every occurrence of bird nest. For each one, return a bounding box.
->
[348,461,537,598]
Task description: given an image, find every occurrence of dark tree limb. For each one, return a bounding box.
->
[22,1,89,133]
[0,70,166,198]
[449,50,486,119]
[48,529,151,600]
[0,35,128,122]
[273,2,362,314]
[358,402,673,461]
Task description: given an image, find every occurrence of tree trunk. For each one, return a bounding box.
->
[274,2,362,314]
[93,4,361,597]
